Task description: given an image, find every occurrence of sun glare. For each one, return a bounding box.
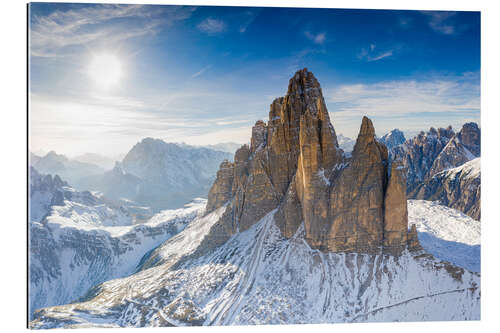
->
[87,53,123,90]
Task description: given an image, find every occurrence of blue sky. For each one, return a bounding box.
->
[29,3,480,156]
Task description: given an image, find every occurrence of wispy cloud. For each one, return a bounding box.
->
[323,72,480,138]
[358,44,396,62]
[239,9,261,33]
[197,17,226,35]
[30,4,195,57]
[191,65,212,78]
[30,82,267,156]
[305,31,326,44]
[421,11,458,35]
[326,73,480,136]
[328,74,479,116]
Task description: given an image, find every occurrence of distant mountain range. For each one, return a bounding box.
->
[72,152,121,170]
[386,122,481,220]
[31,140,233,211]
[336,134,356,152]
[78,139,232,210]
[204,142,242,154]
[30,151,104,187]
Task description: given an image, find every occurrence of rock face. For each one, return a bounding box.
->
[383,161,409,250]
[207,69,416,254]
[409,158,481,220]
[427,123,480,177]
[391,123,480,193]
[391,126,455,192]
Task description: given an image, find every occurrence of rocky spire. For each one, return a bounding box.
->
[206,69,418,255]
[383,161,409,253]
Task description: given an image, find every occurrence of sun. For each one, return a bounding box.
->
[87,53,124,90]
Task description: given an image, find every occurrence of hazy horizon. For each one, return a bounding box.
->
[29,4,480,156]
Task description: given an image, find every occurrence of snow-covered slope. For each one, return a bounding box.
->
[28,167,207,319]
[30,202,480,329]
[409,158,481,220]
[29,199,206,320]
[408,200,480,272]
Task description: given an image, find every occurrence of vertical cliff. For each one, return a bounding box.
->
[206,68,417,254]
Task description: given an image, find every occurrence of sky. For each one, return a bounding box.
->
[28,3,480,157]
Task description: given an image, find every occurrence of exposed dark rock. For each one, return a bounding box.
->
[409,158,480,220]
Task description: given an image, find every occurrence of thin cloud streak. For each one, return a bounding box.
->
[239,9,261,33]
[368,50,393,62]
[197,17,226,34]
[358,44,396,62]
[191,65,212,78]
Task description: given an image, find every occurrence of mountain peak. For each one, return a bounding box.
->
[286,68,321,96]
[380,128,406,150]
[359,116,376,137]
[207,71,414,255]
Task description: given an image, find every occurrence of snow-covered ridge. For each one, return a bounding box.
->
[408,200,480,272]
[31,201,480,328]
[29,169,208,319]
[440,157,480,180]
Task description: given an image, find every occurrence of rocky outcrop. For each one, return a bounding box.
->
[383,161,409,251]
[428,123,480,177]
[206,160,234,213]
[391,126,455,193]
[206,68,417,255]
[409,158,481,220]
[407,224,422,251]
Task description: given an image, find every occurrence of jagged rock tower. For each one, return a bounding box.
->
[206,68,418,255]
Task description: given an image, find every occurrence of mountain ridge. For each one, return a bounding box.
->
[29,69,480,328]
[77,139,232,210]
